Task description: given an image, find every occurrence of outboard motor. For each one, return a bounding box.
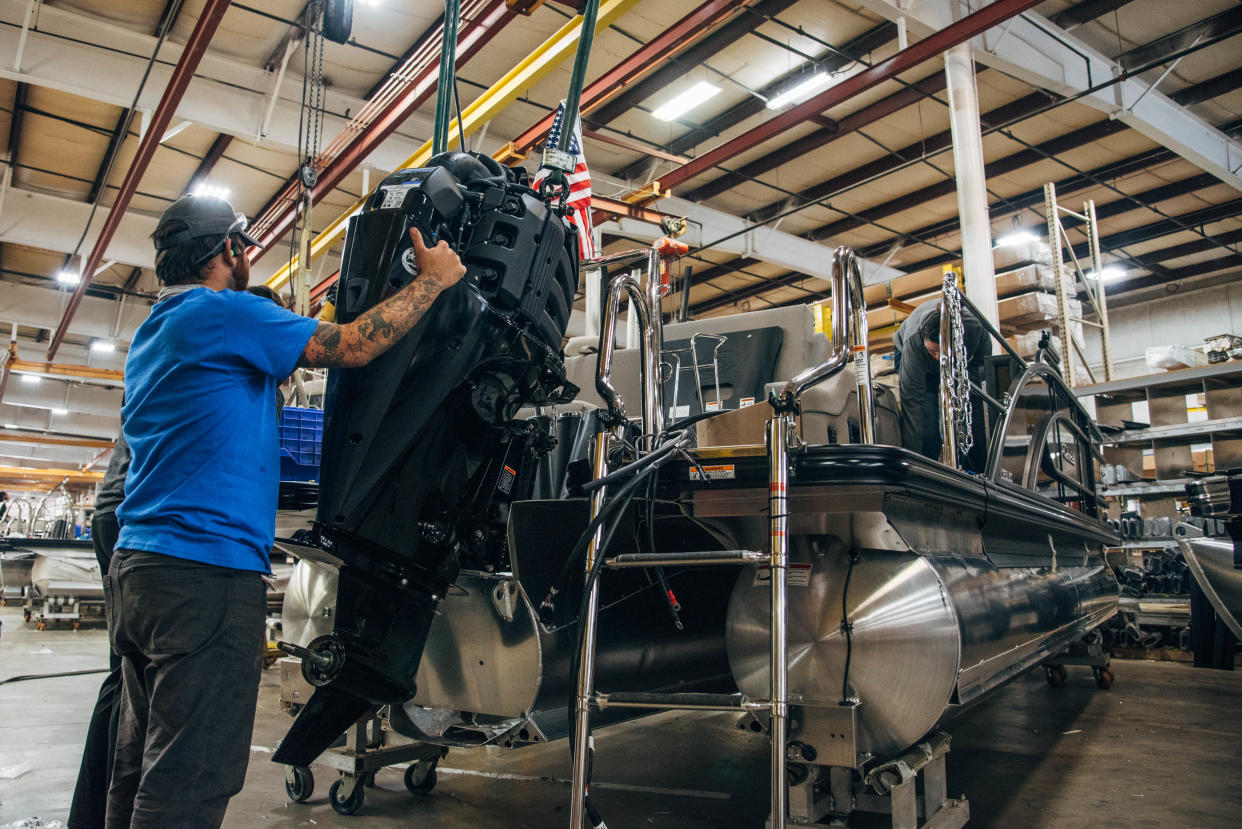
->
[274,152,579,766]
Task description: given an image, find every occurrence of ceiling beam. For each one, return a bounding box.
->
[6,81,26,166]
[655,20,898,163]
[0,187,157,271]
[48,0,233,359]
[0,1,434,171]
[0,465,104,485]
[1115,6,1242,73]
[595,174,901,286]
[248,0,517,260]
[585,0,798,128]
[1047,0,1140,30]
[894,197,1242,276]
[640,0,1044,197]
[685,71,950,202]
[0,430,114,450]
[854,0,1242,192]
[500,0,755,163]
[260,0,644,289]
[185,134,234,196]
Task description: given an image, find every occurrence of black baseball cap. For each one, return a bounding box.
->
[153,195,263,263]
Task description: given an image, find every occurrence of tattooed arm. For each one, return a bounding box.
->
[298,229,467,368]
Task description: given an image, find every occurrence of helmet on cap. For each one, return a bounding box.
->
[153,195,263,265]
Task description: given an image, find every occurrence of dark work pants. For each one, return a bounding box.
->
[104,549,265,829]
[67,512,124,829]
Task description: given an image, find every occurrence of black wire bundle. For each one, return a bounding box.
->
[562,433,688,828]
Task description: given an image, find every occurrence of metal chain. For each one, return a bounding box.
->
[942,274,973,456]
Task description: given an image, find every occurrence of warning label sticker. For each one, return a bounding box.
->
[739,396,755,408]
[705,400,723,411]
[753,563,812,587]
[689,464,736,481]
[379,181,420,210]
[669,404,691,419]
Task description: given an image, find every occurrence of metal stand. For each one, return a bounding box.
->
[1043,182,1114,387]
[1042,629,1115,689]
[851,734,970,829]
[278,660,446,815]
[569,247,874,829]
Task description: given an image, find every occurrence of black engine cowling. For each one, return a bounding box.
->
[273,153,579,766]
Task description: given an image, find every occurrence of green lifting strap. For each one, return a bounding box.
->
[432,0,463,158]
[540,0,600,210]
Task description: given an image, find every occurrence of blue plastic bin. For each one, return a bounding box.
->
[279,406,323,481]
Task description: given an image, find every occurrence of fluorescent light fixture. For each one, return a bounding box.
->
[2,423,18,429]
[19,374,40,385]
[52,408,69,416]
[191,182,231,200]
[766,72,834,110]
[652,81,721,122]
[994,230,1038,249]
[1096,265,1127,282]
[56,269,82,286]
[90,340,117,354]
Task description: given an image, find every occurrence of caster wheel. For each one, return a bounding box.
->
[23,610,31,622]
[73,622,80,631]
[404,759,438,795]
[36,621,46,632]
[1044,665,1067,686]
[285,766,314,803]
[1094,667,1115,690]
[329,778,366,815]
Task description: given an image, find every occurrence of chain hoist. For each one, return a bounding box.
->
[942,272,974,457]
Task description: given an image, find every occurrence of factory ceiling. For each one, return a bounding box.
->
[1,0,1241,466]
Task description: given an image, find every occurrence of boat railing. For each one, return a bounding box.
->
[587,248,664,438]
[773,246,875,444]
[940,276,1104,514]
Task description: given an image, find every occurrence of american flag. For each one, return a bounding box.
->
[532,101,596,260]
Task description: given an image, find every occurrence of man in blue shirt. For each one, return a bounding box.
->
[105,194,464,829]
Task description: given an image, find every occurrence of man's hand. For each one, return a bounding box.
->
[298,231,468,369]
[410,228,466,293]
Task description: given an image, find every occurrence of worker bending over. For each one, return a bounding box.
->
[892,299,991,472]
[106,194,465,829]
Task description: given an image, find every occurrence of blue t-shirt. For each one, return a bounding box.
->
[116,288,318,573]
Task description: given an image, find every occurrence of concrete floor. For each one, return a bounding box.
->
[2,604,1241,828]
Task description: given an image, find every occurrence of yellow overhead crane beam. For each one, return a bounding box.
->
[266,0,641,292]
[6,359,124,383]
[0,432,115,450]
[0,466,106,485]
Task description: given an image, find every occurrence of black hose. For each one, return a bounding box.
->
[839,548,860,704]
[0,668,109,686]
[578,434,685,494]
[545,465,668,602]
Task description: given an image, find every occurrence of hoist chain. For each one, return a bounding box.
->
[942,273,974,456]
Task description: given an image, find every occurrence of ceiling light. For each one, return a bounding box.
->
[652,81,721,122]
[52,408,68,416]
[90,340,116,354]
[1096,265,1127,282]
[191,182,231,200]
[56,269,81,286]
[994,230,1038,249]
[766,72,834,110]
[19,375,40,384]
